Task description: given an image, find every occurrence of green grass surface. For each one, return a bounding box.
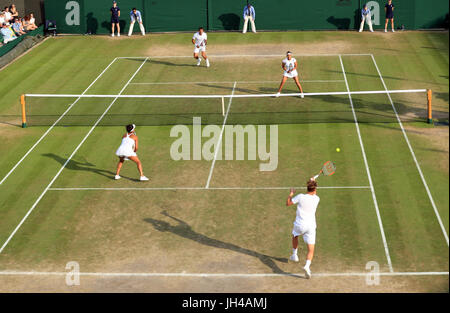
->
[0,31,448,292]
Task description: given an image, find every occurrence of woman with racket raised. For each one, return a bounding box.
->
[276,51,304,98]
[115,124,149,181]
[286,179,320,279]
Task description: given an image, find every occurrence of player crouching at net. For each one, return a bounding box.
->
[128,8,145,36]
[115,124,149,181]
[286,179,320,279]
[276,51,304,98]
[192,27,210,67]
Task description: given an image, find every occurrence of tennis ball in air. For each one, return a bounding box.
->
[336,148,340,152]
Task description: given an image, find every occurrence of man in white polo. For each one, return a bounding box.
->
[242,3,256,34]
[286,179,320,279]
[359,4,374,32]
[128,7,145,36]
[192,27,210,67]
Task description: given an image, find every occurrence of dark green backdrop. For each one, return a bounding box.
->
[45,0,449,34]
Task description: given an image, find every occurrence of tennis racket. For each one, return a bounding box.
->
[312,161,336,180]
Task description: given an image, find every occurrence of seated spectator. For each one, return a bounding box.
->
[9,4,18,19]
[3,6,12,24]
[12,17,26,35]
[1,22,17,43]
[23,14,37,31]
[0,12,6,26]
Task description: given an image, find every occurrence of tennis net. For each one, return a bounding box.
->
[20,89,432,127]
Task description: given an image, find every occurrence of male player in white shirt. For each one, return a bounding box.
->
[276,51,304,98]
[128,7,145,36]
[286,179,320,279]
[192,27,210,67]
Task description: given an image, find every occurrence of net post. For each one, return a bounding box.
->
[427,89,432,124]
[21,94,27,128]
[222,97,225,116]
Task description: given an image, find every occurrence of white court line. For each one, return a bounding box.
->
[0,270,447,278]
[339,55,394,273]
[205,82,237,189]
[117,53,373,59]
[0,57,119,186]
[370,54,449,246]
[48,186,371,191]
[129,80,345,85]
[0,58,149,254]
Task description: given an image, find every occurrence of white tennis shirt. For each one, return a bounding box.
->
[282,57,297,71]
[292,193,320,228]
[193,32,207,46]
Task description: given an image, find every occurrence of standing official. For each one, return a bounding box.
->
[128,8,145,36]
[110,1,121,37]
[359,4,373,32]
[242,3,256,34]
[384,0,395,32]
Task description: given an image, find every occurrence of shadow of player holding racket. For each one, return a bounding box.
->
[42,153,131,181]
[144,211,302,277]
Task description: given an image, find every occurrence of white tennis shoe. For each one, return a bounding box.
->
[392,29,395,32]
[304,266,311,279]
[275,92,280,98]
[111,33,115,37]
[140,176,149,181]
[300,93,304,99]
[289,254,299,262]
[114,175,121,180]
[196,59,201,66]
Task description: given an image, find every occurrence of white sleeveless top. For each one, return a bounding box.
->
[115,133,137,157]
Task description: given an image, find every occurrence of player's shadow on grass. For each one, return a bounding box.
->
[197,83,260,94]
[149,59,198,68]
[42,153,132,181]
[144,211,301,277]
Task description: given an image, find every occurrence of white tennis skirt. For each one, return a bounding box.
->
[283,69,298,78]
[115,145,137,158]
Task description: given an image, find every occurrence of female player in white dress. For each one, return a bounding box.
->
[115,124,149,181]
[276,51,304,98]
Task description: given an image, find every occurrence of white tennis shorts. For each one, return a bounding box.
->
[292,222,316,245]
[194,45,206,53]
[283,69,298,78]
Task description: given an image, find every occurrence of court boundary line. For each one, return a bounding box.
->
[0,58,149,254]
[370,54,449,246]
[0,57,119,186]
[205,81,237,189]
[339,55,394,273]
[0,270,447,278]
[48,186,372,191]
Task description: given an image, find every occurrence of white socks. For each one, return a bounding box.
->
[292,248,297,255]
[206,58,210,67]
[305,260,311,269]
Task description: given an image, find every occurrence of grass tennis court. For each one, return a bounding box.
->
[0,31,448,292]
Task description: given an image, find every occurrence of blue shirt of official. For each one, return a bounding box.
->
[130,10,142,22]
[243,6,255,20]
[361,8,371,18]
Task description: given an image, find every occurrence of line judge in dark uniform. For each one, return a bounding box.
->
[384,0,395,32]
[110,1,121,37]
